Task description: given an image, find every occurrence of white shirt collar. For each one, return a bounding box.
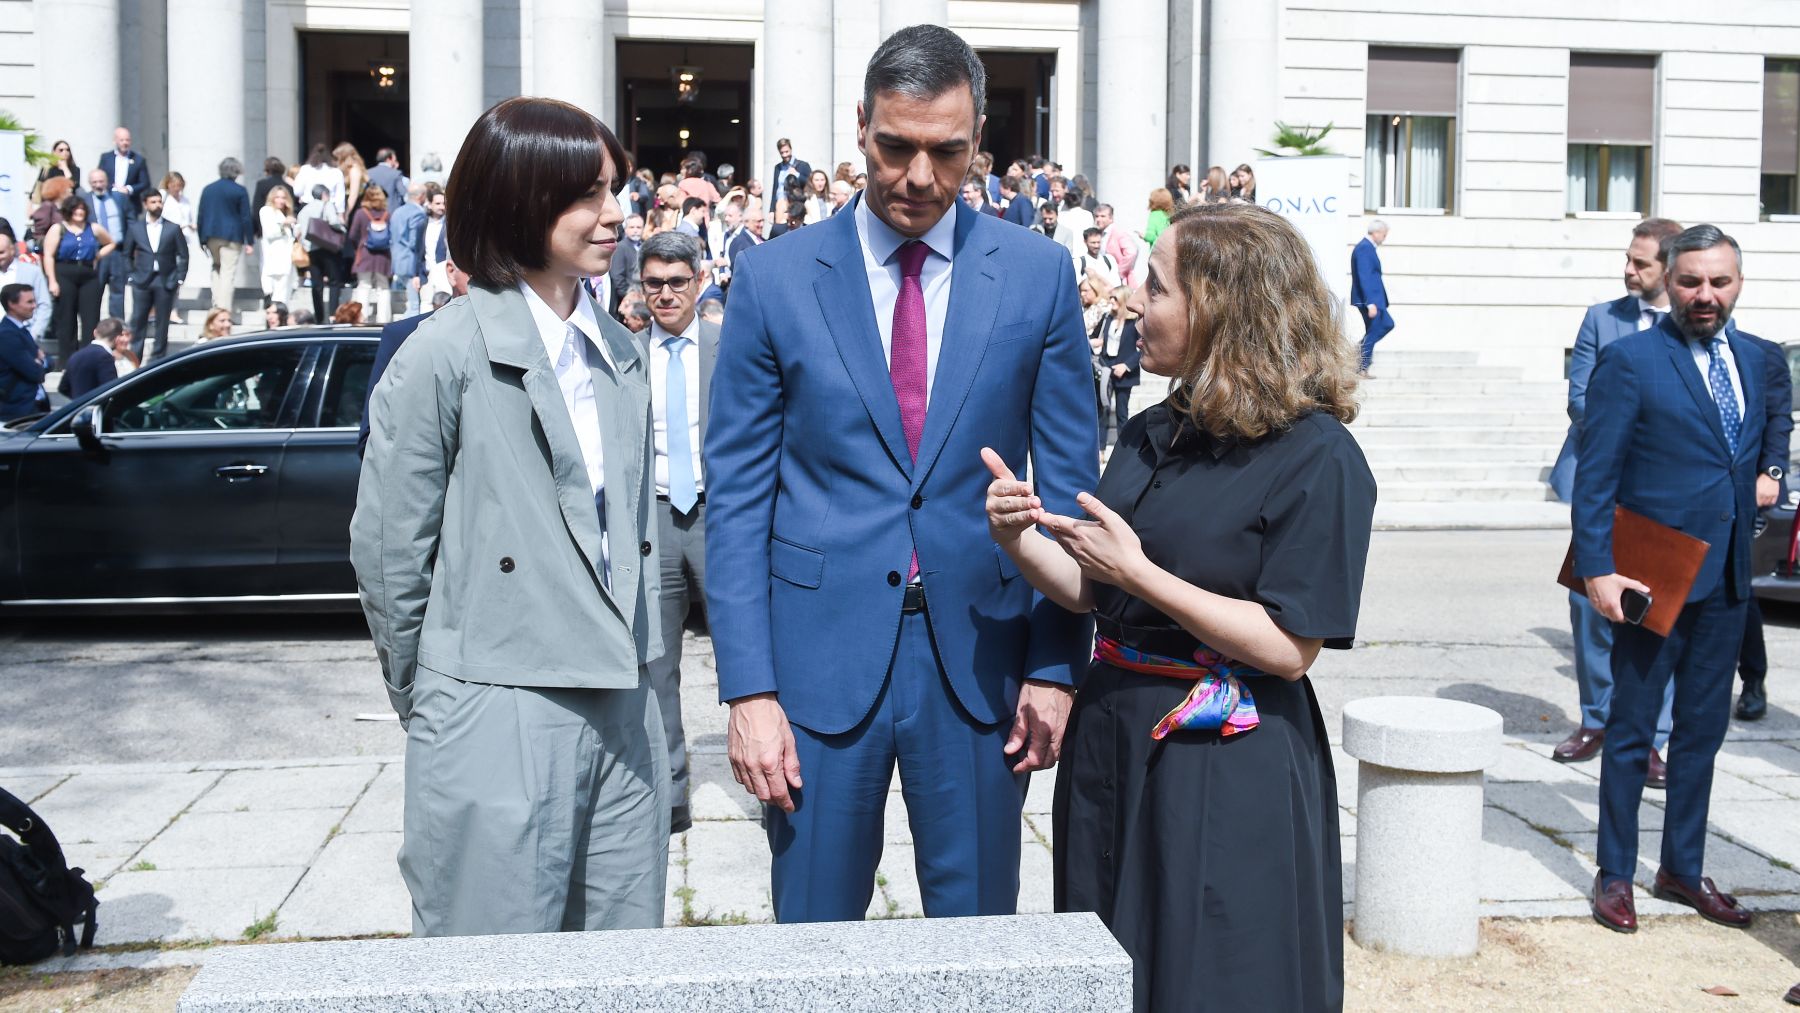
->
[649,315,701,346]
[517,279,613,369]
[1636,297,1665,317]
[856,193,956,268]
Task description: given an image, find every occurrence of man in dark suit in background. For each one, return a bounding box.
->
[1579,224,1764,934]
[767,138,810,212]
[367,148,408,209]
[1351,219,1391,375]
[1000,173,1033,227]
[97,128,150,213]
[0,284,46,422]
[726,204,763,266]
[1732,330,1793,721]
[85,168,132,320]
[59,318,127,398]
[357,255,469,457]
[1550,218,1685,775]
[198,158,254,312]
[121,188,189,361]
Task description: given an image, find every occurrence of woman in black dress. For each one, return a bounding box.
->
[984,201,1375,1012]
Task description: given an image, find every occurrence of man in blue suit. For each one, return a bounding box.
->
[1000,173,1034,227]
[97,128,151,213]
[1731,331,1793,721]
[0,284,46,422]
[707,25,1097,923]
[85,168,133,320]
[1350,219,1391,374]
[1579,225,1764,934]
[390,184,429,316]
[1549,218,1684,773]
[197,158,254,312]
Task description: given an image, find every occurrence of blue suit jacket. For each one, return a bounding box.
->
[1573,318,1767,603]
[1350,236,1387,309]
[705,198,1099,734]
[97,150,151,208]
[0,316,45,419]
[197,178,253,245]
[1001,196,1034,227]
[86,190,132,239]
[1550,295,1641,501]
[358,311,431,457]
[389,202,428,280]
[1741,331,1795,495]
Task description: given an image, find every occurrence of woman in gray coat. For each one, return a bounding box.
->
[352,96,668,936]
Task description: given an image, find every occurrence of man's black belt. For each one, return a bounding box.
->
[902,584,927,615]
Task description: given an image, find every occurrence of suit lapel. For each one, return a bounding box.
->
[1661,323,1730,454]
[1611,296,1639,342]
[911,205,1001,493]
[698,318,719,445]
[814,206,912,478]
[469,285,612,597]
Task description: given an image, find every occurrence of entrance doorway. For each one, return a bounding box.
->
[617,41,754,183]
[298,31,410,166]
[978,50,1055,172]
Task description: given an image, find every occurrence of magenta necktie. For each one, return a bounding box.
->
[891,240,930,580]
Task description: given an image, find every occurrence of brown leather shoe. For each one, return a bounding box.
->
[1652,868,1752,928]
[1554,726,1605,763]
[1591,871,1638,933]
[1646,748,1667,790]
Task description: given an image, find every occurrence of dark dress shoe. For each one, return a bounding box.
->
[1553,727,1605,763]
[1646,748,1667,790]
[1737,679,1768,721]
[1784,982,1800,1005]
[1652,868,1752,928]
[1591,871,1638,933]
[670,806,693,836]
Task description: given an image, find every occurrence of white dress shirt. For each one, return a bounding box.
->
[0,260,51,334]
[519,280,615,497]
[1635,297,1665,332]
[856,194,956,403]
[649,316,705,497]
[111,150,129,190]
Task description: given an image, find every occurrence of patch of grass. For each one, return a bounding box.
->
[326,824,342,841]
[1772,857,1794,872]
[235,805,250,813]
[127,860,157,872]
[673,885,697,925]
[242,912,278,941]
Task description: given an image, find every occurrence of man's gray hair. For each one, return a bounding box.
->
[1366,218,1389,235]
[1659,223,1742,271]
[219,157,243,179]
[640,231,704,273]
[864,24,986,124]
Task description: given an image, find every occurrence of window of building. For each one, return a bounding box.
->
[1567,54,1655,215]
[1762,59,1799,217]
[1364,47,1460,213]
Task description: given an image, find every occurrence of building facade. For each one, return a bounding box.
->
[3,0,1798,372]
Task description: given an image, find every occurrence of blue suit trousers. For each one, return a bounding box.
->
[1569,590,1672,748]
[766,608,1026,922]
[1598,585,1746,881]
[1358,307,1393,371]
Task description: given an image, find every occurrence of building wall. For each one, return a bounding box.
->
[1283,0,1800,377]
[0,1,37,133]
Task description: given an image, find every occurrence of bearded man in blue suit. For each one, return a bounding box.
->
[706,25,1097,922]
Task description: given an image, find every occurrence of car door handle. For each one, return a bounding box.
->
[214,463,270,481]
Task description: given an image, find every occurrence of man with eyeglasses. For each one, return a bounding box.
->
[637,230,716,835]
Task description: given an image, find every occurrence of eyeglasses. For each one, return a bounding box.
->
[641,275,695,293]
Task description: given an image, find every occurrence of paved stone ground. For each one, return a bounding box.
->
[9,626,1800,951]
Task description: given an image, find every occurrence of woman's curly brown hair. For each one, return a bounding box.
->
[1161,201,1360,441]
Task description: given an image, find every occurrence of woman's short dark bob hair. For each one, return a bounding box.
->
[446,97,631,289]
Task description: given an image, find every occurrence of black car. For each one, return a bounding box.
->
[1752,340,1800,603]
[0,328,379,612]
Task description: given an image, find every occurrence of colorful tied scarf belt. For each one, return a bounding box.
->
[1093,635,1263,740]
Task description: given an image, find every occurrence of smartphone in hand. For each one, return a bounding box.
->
[1621,588,1653,625]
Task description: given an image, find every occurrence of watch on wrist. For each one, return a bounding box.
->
[1765,465,1785,481]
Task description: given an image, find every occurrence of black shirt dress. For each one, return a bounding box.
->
[1053,402,1377,1013]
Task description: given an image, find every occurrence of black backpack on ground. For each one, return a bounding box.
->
[0,786,97,964]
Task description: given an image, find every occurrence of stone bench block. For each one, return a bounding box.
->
[178,912,1133,1012]
[1343,696,1503,959]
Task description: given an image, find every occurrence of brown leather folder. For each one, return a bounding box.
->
[1559,506,1710,637]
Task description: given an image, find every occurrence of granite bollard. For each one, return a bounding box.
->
[1342,695,1504,958]
[177,912,1133,1012]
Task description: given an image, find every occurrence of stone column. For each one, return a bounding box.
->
[166,0,245,182]
[879,0,947,42]
[532,0,605,115]
[1206,0,1279,171]
[762,0,834,179]
[36,0,121,169]
[1094,0,1167,224]
[411,0,486,179]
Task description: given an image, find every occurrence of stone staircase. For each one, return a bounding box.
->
[1351,350,1567,505]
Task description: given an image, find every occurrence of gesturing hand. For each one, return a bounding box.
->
[727,693,803,813]
[982,447,1041,546]
[1037,492,1150,591]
